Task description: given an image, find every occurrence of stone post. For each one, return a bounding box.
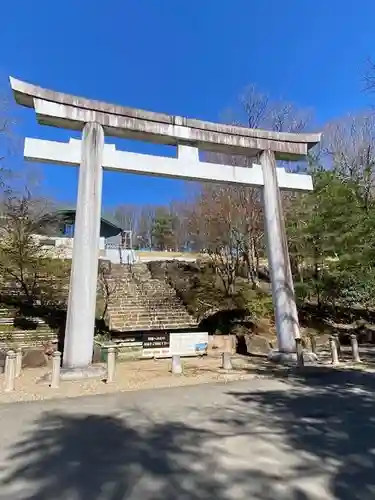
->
[50,351,61,388]
[309,334,317,355]
[106,347,116,383]
[260,150,300,355]
[295,338,304,367]
[15,348,22,378]
[350,334,361,363]
[63,122,104,369]
[329,335,339,365]
[4,350,16,392]
[222,352,233,370]
[333,333,341,359]
[4,352,9,377]
[224,335,234,354]
[171,355,182,374]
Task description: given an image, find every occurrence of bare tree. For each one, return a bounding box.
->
[0,86,18,186]
[230,186,264,287]
[187,183,264,289]
[169,200,190,251]
[186,184,243,294]
[235,84,313,135]
[0,190,67,304]
[195,85,312,286]
[113,204,139,233]
[321,113,375,209]
[137,205,156,249]
[364,58,375,93]
[239,84,269,128]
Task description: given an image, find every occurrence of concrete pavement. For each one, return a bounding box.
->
[0,370,374,500]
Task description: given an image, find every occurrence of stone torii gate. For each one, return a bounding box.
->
[10,77,321,374]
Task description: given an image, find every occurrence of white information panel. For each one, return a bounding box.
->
[169,331,208,357]
[141,331,208,358]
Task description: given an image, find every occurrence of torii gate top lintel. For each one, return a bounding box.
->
[10,77,321,160]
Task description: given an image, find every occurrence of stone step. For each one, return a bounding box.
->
[110,316,195,323]
[110,283,175,290]
[110,307,191,315]
[135,294,178,300]
[108,307,194,315]
[109,306,194,314]
[0,308,17,318]
[111,323,197,332]
[112,305,187,312]
[109,279,173,286]
[109,304,191,311]
[0,332,58,349]
[112,296,179,303]
[110,312,193,319]
[109,303,192,311]
[0,330,57,341]
[109,311,195,319]
[110,316,196,325]
[0,330,52,338]
[115,294,181,301]
[112,292,177,297]
[109,316,196,325]
[0,317,46,325]
[136,283,173,289]
[111,303,186,310]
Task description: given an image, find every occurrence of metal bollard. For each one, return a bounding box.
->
[4,350,16,392]
[222,352,233,370]
[329,335,339,365]
[350,334,361,363]
[50,351,61,388]
[171,354,182,375]
[15,348,22,378]
[295,338,304,367]
[106,347,116,383]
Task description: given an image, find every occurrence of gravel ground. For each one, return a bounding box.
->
[1,350,374,405]
[0,354,262,404]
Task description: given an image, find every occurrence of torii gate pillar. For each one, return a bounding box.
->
[260,150,299,357]
[63,122,104,370]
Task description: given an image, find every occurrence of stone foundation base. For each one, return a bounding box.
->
[267,349,318,365]
[60,365,107,381]
[38,364,106,384]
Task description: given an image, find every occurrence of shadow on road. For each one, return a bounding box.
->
[1,398,314,500]
[225,365,375,500]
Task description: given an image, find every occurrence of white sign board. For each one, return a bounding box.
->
[142,331,209,358]
[170,331,208,357]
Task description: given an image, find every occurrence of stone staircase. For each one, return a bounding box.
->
[105,263,197,332]
[0,306,58,349]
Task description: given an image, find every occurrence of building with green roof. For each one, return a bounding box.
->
[37,207,135,263]
[50,206,124,240]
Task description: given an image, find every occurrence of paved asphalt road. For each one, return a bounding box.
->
[0,368,374,500]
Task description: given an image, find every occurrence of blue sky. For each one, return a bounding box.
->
[1,0,375,209]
